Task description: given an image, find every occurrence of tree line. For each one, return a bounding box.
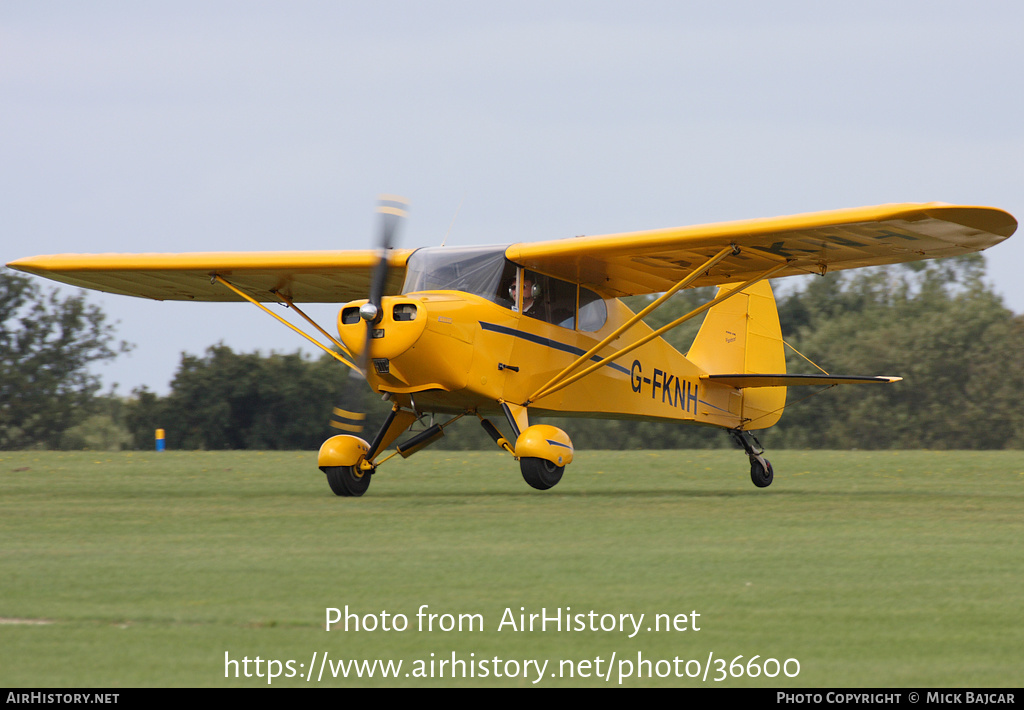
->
[3,254,1022,451]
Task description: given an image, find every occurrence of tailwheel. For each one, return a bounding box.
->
[323,465,372,497]
[520,457,564,491]
[730,430,774,489]
[749,457,773,488]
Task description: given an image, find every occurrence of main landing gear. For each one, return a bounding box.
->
[731,430,774,488]
[323,465,372,497]
[519,457,564,490]
[319,402,576,496]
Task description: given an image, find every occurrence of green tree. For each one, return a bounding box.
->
[129,345,387,450]
[0,270,131,449]
[122,385,169,450]
[769,256,1024,449]
[59,391,133,451]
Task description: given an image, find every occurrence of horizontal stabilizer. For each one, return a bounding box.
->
[702,374,902,388]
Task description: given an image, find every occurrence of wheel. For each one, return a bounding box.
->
[750,457,773,488]
[520,457,564,490]
[323,465,372,497]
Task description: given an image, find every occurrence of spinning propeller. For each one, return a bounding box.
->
[328,196,408,436]
[359,195,408,355]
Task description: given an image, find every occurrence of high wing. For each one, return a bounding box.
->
[6,249,414,303]
[505,203,1017,297]
[7,203,1016,302]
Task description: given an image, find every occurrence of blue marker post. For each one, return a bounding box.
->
[155,428,166,452]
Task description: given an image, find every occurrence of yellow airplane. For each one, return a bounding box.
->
[7,201,1017,496]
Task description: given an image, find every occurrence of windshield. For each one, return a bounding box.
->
[401,245,608,331]
[402,245,514,304]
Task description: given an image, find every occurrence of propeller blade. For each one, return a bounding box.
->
[329,196,408,440]
[358,195,407,375]
[328,368,369,435]
[361,195,408,326]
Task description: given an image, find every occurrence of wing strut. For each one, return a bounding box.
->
[526,259,790,405]
[270,289,354,359]
[526,245,737,404]
[212,275,360,373]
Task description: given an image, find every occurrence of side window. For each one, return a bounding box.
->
[513,270,607,331]
[577,287,607,332]
[520,270,576,328]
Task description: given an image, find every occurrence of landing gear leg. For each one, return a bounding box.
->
[318,404,418,497]
[730,430,773,488]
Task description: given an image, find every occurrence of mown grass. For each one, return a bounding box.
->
[1,449,1021,687]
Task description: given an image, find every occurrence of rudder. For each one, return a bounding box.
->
[687,280,786,429]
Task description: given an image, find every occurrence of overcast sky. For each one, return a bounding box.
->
[4,1,1022,395]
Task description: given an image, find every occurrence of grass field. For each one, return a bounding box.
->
[1,449,1021,687]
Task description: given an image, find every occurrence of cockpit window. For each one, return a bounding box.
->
[517,271,608,332]
[519,270,576,328]
[402,245,608,332]
[402,246,513,304]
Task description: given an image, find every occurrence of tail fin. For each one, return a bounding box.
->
[687,280,786,430]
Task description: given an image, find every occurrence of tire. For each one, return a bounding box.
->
[520,457,564,490]
[323,465,372,497]
[750,458,773,488]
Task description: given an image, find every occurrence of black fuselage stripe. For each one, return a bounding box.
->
[478,321,631,375]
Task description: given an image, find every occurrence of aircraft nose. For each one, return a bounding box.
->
[358,301,379,323]
[338,296,426,361]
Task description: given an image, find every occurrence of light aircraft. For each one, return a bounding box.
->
[7,201,1017,496]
